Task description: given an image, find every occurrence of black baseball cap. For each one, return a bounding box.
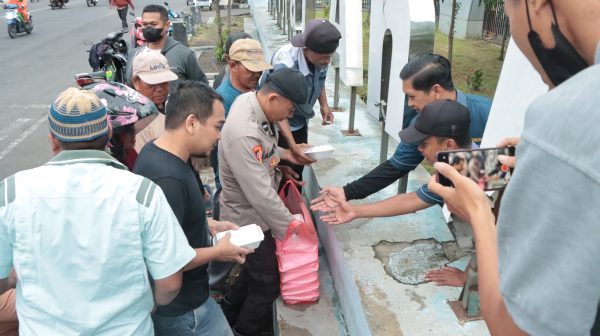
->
[291,19,341,54]
[264,67,308,105]
[399,99,471,144]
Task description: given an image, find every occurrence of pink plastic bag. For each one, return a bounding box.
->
[276,181,320,304]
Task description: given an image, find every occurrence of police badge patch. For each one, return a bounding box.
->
[269,156,279,168]
[253,145,263,163]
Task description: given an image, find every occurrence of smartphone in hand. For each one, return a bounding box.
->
[437,146,516,190]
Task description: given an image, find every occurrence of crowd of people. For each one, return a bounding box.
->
[0,0,599,335]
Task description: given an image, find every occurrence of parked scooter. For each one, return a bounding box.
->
[49,0,66,10]
[163,2,181,37]
[86,0,97,7]
[74,70,107,87]
[3,3,33,38]
[87,30,129,83]
[129,11,145,48]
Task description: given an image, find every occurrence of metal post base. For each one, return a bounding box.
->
[448,300,483,325]
[448,256,483,324]
[341,87,360,136]
[341,129,361,136]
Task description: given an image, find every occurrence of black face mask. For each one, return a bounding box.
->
[525,0,588,86]
[143,26,164,43]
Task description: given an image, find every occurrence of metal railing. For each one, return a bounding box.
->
[312,0,370,9]
[482,1,510,43]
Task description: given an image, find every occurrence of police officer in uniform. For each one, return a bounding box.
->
[218,67,309,336]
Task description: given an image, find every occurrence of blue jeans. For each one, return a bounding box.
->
[152,297,233,336]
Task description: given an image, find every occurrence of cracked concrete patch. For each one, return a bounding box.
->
[389,243,449,285]
[373,240,469,285]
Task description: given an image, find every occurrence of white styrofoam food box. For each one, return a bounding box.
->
[304,145,335,160]
[212,223,265,249]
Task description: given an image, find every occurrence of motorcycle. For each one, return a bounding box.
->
[163,2,180,37]
[75,70,107,87]
[87,31,129,83]
[3,3,33,38]
[86,0,97,7]
[49,0,67,10]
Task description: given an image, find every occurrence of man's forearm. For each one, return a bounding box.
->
[471,210,526,336]
[343,160,408,200]
[153,272,183,306]
[277,119,297,148]
[154,286,180,306]
[318,87,328,107]
[183,247,220,271]
[353,192,430,219]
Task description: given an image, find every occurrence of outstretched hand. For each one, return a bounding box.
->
[310,187,355,225]
[424,266,467,287]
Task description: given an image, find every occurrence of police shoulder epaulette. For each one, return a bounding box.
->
[136,178,158,207]
[0,175,16,208]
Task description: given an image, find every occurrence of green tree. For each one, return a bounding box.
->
[215,0,222,43]
[227,0,232,34]
[446,0,461,63]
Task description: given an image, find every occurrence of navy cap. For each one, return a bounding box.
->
[399,99,471,144]
[264,68,308,105]
[291,19,341,54]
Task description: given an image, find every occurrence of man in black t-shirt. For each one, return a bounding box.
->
[134,81,251,336]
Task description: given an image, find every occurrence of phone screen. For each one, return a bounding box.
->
[437,147,515,190]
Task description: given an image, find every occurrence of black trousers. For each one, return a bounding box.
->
[222,232,279,335]
[277,125,308,182]
[117,7,128,28]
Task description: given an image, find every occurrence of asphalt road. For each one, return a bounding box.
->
[0,0,239,179]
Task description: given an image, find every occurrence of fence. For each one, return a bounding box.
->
[313,0,371,9]
[482,1,510,43]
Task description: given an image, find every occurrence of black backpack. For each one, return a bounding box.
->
[88,41,109,71]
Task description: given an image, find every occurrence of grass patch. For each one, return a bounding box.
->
[434,30,505,98]
[189,14,252,73]
[189,14,250,47]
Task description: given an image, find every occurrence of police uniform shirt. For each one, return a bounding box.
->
[218,92,293,240]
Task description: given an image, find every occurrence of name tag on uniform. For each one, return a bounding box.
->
[263,144,276,159]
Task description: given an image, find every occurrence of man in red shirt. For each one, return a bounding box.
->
[109,0,134,29]
[6,0,29,23]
